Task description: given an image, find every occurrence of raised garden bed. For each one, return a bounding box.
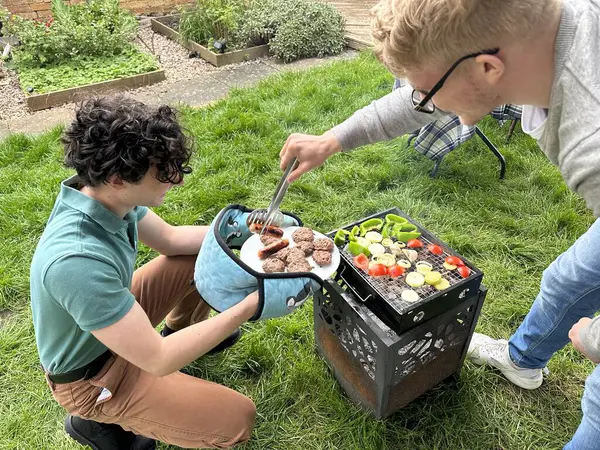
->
[150,15,270,67]
[26,69,166,111]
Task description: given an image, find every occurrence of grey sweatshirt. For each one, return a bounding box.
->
[330,0,600,361]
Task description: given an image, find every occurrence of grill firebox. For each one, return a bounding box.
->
[313,208,486,418]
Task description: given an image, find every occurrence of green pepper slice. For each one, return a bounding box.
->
[381,222,391,238]
[349,225,360,242]
[359,218,383,236]
[385,214,407,225]
[394,231,422,242]
[334,229,349,247]
[347,241,371,257]
[399,223,418,232]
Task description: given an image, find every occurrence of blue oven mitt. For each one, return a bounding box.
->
[194,204,322,320]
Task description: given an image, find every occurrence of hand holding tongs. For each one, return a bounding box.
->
[246,157,298,235]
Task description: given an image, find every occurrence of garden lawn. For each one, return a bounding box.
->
[16,48,159,94]
[0,52,595,450]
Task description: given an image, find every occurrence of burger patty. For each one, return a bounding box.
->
[260,235,279,246]
[287,259,312,273]
[312,250,332,266]
[262,257,286,273]
[296,240,314,256]
[313,238,333,252]
[292,227,314,242]
[286,247,306,264]
[273,247,289,262]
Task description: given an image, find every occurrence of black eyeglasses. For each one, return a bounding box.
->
[412,48,500,114]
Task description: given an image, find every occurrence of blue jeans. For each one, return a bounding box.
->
[508,219,600,449]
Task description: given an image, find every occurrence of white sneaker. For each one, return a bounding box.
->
[467,333,544,390]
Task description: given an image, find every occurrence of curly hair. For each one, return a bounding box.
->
[63,96,193,187]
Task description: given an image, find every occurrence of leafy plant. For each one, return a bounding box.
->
[178,0,247,50]
[17,48,158,94]
[237,0,345,62]
[3,0,137,68]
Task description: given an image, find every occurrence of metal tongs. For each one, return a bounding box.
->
[247,157,298,235]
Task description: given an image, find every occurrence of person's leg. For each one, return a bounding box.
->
[130,254,210,329]
[564,365,600,450]
[469,219,600,388]
[92,359,256,449]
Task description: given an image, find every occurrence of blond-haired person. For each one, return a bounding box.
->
[279,0,600,448]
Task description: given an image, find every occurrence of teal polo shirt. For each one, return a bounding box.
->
[30,176,148,374]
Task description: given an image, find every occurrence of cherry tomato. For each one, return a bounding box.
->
[427,244,443,255]
[407,239,424,248]
[388,265,405,278]
[368,263,388,277]
[457,265,471,278]
[353,254,369,271]
[445,256,464,266]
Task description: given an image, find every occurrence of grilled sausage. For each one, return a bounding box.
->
[249,223,284,237]
[258,239,290,259]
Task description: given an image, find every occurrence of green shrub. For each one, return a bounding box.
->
[237,0,345,62]
[2,0,137,68]
[178,0,247,50]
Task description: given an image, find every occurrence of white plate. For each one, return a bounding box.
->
[239,226,340,280]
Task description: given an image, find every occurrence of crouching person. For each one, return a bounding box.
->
[30,97,257,449]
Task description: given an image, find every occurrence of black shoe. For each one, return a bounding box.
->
[160,326,242,355]
[65,415,155,450]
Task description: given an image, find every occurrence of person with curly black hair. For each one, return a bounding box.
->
[30,96,258,450]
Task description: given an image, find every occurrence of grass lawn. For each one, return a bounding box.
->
[0,52,595,450]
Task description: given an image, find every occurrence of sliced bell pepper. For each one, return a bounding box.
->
[385,213,407,225]
[394,231,422,242]
[359,218,383,236]
[399,223,418,232]
[350,225,360,240]
[334,229,349,247]
[353,253,369,271]
[347,241,371,257]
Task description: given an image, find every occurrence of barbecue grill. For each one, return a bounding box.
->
[313,208,487,418]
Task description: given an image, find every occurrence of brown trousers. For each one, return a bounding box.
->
[45,255,256,449]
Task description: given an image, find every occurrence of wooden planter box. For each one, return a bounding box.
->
[150,15,270,67]
[26,70,166,112]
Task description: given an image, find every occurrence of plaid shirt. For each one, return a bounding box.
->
[393,79,523,161]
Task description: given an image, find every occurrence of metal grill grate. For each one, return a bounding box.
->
[339,232,471,315]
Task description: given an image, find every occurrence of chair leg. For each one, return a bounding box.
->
[506,119,518,144]
[475,127,506,180]
[430,156,444,178]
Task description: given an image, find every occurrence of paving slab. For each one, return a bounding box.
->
[159,77,231,107]
[214,62,280,89]
[7,106,73,135]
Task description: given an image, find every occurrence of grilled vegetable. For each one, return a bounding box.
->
[433,278,450,290]
[457,265,471,278]
[350,226,360,242]
[381,238,394,247]
[406,272,425,288]
[401,289,419,302]
[396,259,412,269]
[443,262,457,270]
[427,244,443,255]
[353,254,369,271]
[368,243,386,257]
[334,229,349,247]
[348,241,371,257]
[402,249,419,262]
[388,265,405,278]
[368,263,388,277]
[389,242,406,256]
[385,213,407,225]
[415,261,433,273]
[365,231,383,243]
[407,239,424,248]
[359,218,384,236]
[445,256,464,266]
[394,230,422,242]
[424,271,442,285]
[373,253,396,267]
[399,223,418,232]
[355,237,370,248]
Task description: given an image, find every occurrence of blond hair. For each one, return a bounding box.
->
[371,0,560,77]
